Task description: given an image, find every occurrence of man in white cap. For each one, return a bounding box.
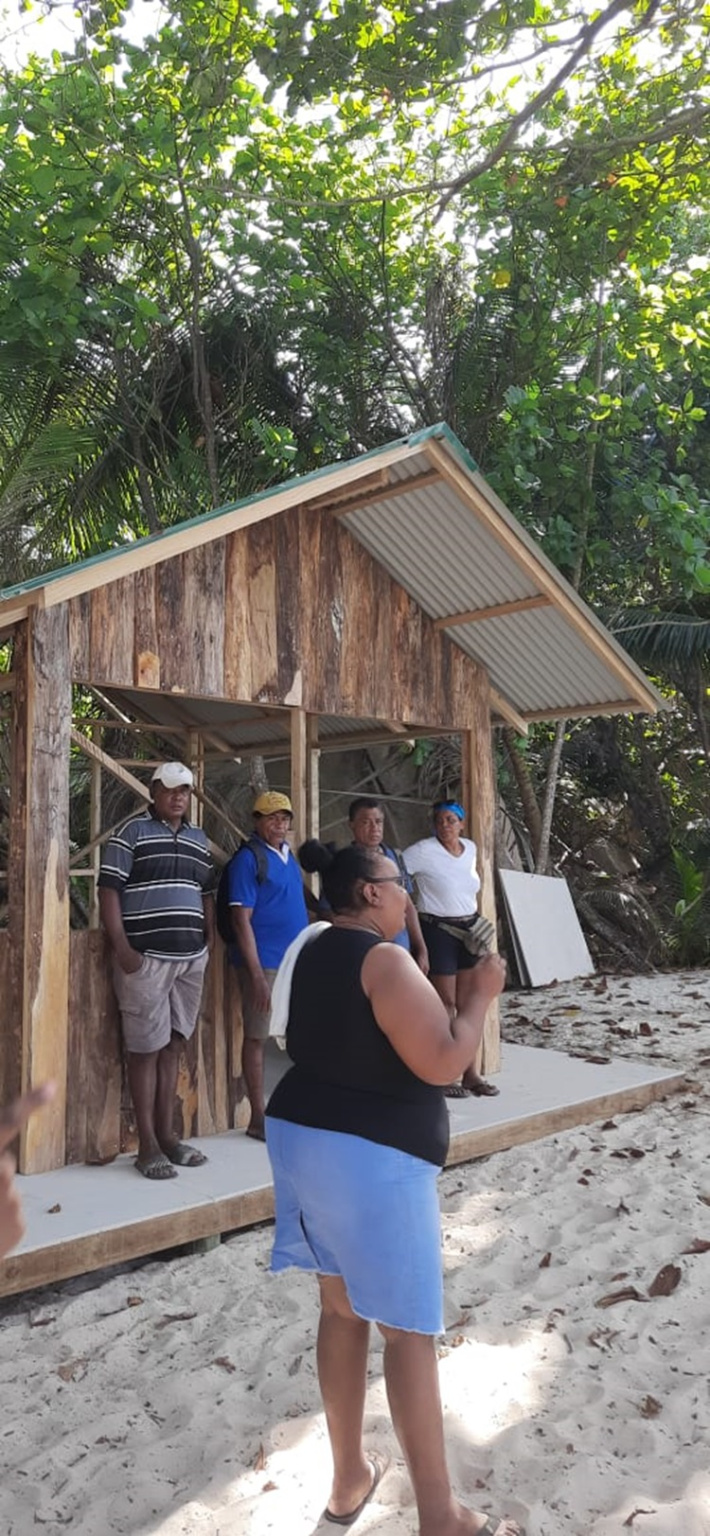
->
[227,791,308,1141]
[99,763,215,1180]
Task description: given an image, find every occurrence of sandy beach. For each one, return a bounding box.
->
[1,969,709,1536]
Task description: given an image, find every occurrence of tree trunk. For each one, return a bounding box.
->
[501,727,542,863]
[535,719,566,873]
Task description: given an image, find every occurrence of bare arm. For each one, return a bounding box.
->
[404,895,429,974]
[362,947,505,1085]
[202,893,215,951]
[0,1084,55,1260]
[98,887,143,974]
[230,907,271,1011]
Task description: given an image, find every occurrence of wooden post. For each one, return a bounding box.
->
[290,707,307,852]
[185,728,203,826]
[88,723,102,929]
[306,715,320,839]
[4,628,28,1108]
[8,608,72,1171]
[463,687,501,1075]
[306,715,320,896]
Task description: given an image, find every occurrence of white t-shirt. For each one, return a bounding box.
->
[402,837,480,918]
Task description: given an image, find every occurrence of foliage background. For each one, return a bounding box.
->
[1,0,710,963]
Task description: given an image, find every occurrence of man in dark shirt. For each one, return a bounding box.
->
[348,797,429,970]
[99,763,215,1180]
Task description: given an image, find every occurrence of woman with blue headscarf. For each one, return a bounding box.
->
[402,801,499,1098]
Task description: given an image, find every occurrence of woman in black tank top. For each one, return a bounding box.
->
[265,841,518,1536]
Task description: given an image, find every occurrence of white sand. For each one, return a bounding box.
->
[2,970,710,1536]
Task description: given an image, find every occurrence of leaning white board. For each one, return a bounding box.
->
[498,870,594,987]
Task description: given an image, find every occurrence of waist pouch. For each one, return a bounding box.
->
[420,910,495,956]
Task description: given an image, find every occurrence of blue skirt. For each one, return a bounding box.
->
[265,1118,444,1334]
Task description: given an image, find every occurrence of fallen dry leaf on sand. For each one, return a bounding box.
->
[647,1263,681,1297]
[154,1311,197,1329]
[57,1358,89,1382]
[596,1286,647,1308]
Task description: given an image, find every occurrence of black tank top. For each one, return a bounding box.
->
[266,926,448,1166]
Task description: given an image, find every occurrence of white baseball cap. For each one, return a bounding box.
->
[151,762,194,789]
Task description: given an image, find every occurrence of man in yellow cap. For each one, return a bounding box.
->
[227,792,308,1139]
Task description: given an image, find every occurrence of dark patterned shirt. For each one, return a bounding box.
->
[99,809,214,960]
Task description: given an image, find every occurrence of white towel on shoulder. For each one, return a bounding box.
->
[269,921,332,1049]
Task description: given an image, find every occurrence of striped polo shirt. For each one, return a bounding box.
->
[99,809,215,960]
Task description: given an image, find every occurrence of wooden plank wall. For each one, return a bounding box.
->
[67,505,483,729]
[63,933,243,1164]
[0,932,10,1106]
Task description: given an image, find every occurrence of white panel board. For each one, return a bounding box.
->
[498,870,595,987]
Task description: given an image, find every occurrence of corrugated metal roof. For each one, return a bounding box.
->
[0,423,663,725]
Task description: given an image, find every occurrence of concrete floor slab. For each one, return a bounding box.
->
[1,1043,684,1300]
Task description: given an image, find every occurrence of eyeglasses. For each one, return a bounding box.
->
[368,874,407,888]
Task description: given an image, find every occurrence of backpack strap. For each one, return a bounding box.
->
[245,834,269,884]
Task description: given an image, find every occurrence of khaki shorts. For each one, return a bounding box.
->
[237,967,278,1042]
[112,952,209,1054]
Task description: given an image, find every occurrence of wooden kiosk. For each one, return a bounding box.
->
[0,425,664,1284]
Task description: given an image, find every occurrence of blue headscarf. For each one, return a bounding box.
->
[433,799,465,821]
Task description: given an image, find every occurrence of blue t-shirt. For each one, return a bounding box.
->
[227,839,308,969]
[381,843,412,950]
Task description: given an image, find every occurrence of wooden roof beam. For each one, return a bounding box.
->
[324,468,442,519]
[434,595,552,629]
[489,688,529,735]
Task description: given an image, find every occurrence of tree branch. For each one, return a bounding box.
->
[437,0,651,216]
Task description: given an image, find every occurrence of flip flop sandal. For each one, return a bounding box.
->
[164,1142,208,1166]
[135,1154,178,1180]
[443,1083,471,1099]
[245,1126,267,1142]
[468,1079,501,1097]
[323,1452,389,1526]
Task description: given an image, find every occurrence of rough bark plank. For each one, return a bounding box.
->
[197,949,229,1136]
[90,575,135,686]
[185,541,226,697]
[276,510,302,704]
[0,934,11,1107]
[246,520,279,702]
[68,593,91,680]
[66,931,123,1164]
[223,530,253,702]
[18,606,72,1171]
[134,565,161,690]
[5,624,29,1107]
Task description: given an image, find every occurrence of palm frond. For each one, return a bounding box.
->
[609,607,710,668]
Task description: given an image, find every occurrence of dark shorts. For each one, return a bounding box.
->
[421,917,481,977]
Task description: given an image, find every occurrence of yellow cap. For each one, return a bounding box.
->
[252,791,293,817]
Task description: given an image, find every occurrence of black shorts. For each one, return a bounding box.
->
[421,917,480,976]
